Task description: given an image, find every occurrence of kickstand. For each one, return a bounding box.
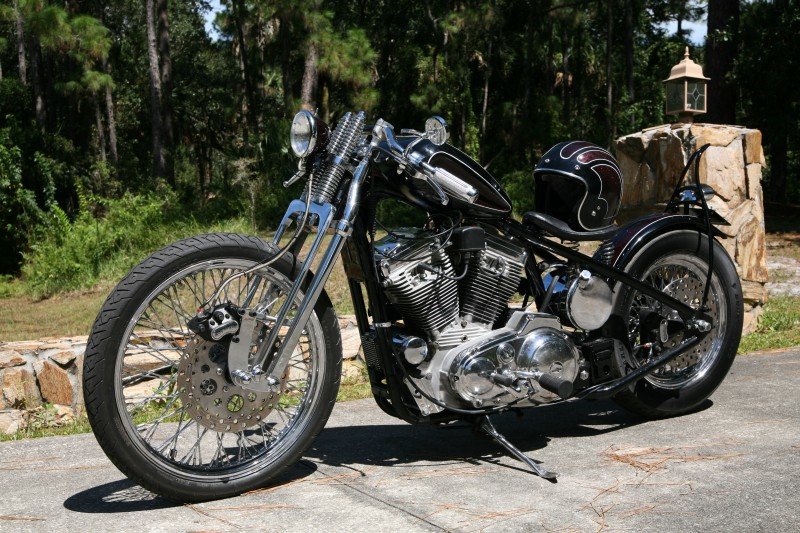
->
[477,416,557,482]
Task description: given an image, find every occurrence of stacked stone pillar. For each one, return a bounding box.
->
[615,123,768,334]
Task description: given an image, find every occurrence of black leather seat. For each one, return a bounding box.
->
[523,211,618,241]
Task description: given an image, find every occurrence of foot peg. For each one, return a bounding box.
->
[478,416,557,481]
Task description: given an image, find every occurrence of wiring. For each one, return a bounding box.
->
[373,212,464,262]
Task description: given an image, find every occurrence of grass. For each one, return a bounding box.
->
[0,417,93,442]
[738,295,800,353]
[0,283,108,341]
[0,231,357,342]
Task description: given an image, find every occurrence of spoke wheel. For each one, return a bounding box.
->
[84,234,342,501]
[611,230,742,419]
[116,259,323,474]
[626,254,727,389]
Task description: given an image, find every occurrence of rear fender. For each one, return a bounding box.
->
[606,212,728,274]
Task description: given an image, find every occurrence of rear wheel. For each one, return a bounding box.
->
[612,230,743,419]
[83,233,342,502]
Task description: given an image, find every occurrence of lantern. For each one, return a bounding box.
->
[664,47,710,123]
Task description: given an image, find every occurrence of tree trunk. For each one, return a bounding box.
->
[769,130,788,202]
[300,41,319,111]
[157,0,174,185]
[30,39,46,130]
[14,0,27,85]
[103,59,119,164]
[231,0,257,138]
[94,96,107,163]
[606,0,614,147]
[481,41,492,140]
[196,142,206,199]
[561,25,570,124]
[278,13,292,109]
[705,0,739,124]
[624,0,635,103]
[145,0,165,180]
[93,2,118,164]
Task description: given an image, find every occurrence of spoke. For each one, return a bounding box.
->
[119,263,319,472]
[155,406,189,455]
[178,425,209,466]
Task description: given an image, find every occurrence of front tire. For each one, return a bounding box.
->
[612,230,743,419]
[83,233,342,502]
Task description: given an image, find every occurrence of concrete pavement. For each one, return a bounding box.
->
[1,349,798,532]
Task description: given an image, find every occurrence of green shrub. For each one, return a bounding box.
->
[21,193,249,298]
[0,132,47,273]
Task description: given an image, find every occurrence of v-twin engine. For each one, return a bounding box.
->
[374,228,582,414]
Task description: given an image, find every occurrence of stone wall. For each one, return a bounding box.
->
[0,317,366,435]
[615,123,768,334]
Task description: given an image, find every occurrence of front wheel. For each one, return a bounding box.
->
[83,233,342,502]
[612,230,743,419]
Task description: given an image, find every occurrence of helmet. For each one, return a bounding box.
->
[533,141,623,231]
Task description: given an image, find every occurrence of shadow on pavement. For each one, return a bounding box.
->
[63,461,318,513]
[63,398,711,512]
[304,399,653,472]
[63,479,176,513]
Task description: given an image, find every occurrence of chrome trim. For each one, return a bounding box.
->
[234,154,372,391]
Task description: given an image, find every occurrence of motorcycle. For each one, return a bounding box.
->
[83,110,742,501]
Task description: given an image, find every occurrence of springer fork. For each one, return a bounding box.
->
[228,156,371,392]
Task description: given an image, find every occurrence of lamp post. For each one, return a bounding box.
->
[664,47,710,124]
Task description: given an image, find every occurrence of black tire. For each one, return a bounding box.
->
[83,233,342,502]
[611,230,743,419]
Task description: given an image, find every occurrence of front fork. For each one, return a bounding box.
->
[228,156,371,392]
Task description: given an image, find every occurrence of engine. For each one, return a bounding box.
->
[374,226,583,414]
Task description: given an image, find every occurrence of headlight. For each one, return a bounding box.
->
[290,110,322,158]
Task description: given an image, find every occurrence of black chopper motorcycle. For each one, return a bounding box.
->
[83,110,742,501]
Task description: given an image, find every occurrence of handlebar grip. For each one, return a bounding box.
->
[422,163,479,204]
[536,372,573,399]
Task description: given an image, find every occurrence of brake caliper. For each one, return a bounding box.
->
[187,303,242,342]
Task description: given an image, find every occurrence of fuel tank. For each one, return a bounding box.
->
[386,138,513,218]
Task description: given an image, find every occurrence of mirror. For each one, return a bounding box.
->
[425,116,448,146]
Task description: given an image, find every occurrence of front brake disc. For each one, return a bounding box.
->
[177,337,287,432]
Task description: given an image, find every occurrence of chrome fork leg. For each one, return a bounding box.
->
[230,156,371,391]
[228,201,335,389]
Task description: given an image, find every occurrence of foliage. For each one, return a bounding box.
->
[0,128,47,273]
[738,296,800,354]
[21,193,249,298]
[0,0,798,295]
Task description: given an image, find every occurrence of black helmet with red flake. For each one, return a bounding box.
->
[533,141,623,231]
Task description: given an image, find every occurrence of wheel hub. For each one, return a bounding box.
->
[657,275,717,372]
[177,337,286,431]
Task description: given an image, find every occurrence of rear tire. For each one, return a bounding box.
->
[611,230,743,419]
[83,233,342,502]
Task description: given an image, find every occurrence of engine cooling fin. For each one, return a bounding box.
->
[459,234,527,327]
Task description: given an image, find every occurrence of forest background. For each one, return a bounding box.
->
[0,0,797,301]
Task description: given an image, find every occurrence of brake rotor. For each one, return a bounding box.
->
[655,273,718,372]
[177,337,287,432]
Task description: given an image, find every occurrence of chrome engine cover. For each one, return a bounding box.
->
[408,312,581,414]
[564,270,613,331]
[376,228,578,414]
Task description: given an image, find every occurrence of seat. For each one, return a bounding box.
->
[522,211,618,241]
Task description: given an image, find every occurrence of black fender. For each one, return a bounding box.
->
[606,212,729,275]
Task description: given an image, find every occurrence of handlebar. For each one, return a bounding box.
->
[371,119,478,205]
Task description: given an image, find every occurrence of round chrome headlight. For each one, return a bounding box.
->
[290,110,317,158]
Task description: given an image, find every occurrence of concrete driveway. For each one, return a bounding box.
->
[1,349,798,532]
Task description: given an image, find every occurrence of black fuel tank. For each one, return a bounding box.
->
[404,140,513,218]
